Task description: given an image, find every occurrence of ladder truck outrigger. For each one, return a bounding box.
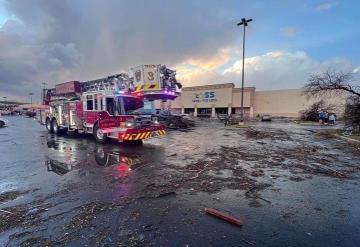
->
[42,64,181,144]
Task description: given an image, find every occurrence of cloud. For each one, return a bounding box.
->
[176,64,224,87]
[0,0,356,102]
[0,0,237,101]
[281,27,297,37]
[178,50,356,90]
[186,48,233,70]
[315,1,338,11]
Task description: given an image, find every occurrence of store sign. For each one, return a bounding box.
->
[192,91,217,103]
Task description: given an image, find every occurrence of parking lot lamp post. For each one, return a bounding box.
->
[237,18,252,126]
[29,93,33,108]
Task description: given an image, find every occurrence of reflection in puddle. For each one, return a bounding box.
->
[95,147,139,178]
[46,159,72,176]
[45,143,140,178]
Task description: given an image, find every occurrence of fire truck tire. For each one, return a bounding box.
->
[124,140,143,146]
[46,118,53,133]
[93,124,107,143]
[52,119,59,134]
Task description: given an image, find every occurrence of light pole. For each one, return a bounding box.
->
[29,93,33,107]
[237,18,252,126]
[42,82,47,104]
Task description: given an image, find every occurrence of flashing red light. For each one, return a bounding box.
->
[116,164,130,177]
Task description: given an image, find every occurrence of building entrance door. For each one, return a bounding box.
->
[197,108,211,118]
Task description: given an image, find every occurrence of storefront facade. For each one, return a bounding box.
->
[155,83,255,118]
[154,83,346,118]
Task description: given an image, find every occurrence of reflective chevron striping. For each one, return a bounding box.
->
[135,84,158,91]
[135,133,141,140]
[122,130,166,141]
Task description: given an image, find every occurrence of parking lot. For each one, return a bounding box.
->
[1,116,360,246]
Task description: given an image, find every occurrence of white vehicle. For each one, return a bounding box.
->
[0,113,8,127]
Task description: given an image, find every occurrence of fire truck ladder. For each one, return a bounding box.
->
[82,73,135,93]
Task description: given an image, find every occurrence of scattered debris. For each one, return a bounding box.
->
[241,238,255,245]
[26,207,40,216]
[205,208,242,226]
[310,163,348,178]
[142,224,155,231]
[245,128,291,141]
[156,191,176,198]
[0,209,14,214]
[0,190,27,203]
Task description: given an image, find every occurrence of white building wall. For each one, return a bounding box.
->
[154,84,347,118]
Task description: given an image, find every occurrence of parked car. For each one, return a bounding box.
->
[261,114,272,122]
[0,117,8,127]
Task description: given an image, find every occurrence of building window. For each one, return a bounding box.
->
[86,95,94,110]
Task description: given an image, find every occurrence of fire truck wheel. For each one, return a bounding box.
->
[52,119,59,134]
[124,140,143,146]
[46,118,53,133]
[94,124,107,143]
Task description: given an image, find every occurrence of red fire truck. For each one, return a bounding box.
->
[42,64,181,143]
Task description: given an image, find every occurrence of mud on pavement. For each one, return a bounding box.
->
[1,117,360,246]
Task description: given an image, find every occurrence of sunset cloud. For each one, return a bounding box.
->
[178,50,356,90]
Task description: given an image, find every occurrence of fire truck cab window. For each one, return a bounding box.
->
[86,95,94,110]
[106,98,116,115]
[94,96,98,110]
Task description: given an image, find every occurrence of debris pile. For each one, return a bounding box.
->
[245,128,292,141]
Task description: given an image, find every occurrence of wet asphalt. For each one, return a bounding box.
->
[0,116,360,247]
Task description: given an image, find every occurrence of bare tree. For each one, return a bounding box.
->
[304,69,360,98]
[344,96,360,132]
[304,69,360,132]
[299,100,335,121]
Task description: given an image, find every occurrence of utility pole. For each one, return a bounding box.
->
[237,18,252,126]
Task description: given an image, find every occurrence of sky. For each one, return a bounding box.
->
[0,0,359,102]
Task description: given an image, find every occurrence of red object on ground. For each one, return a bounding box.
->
[205,208,242,226]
